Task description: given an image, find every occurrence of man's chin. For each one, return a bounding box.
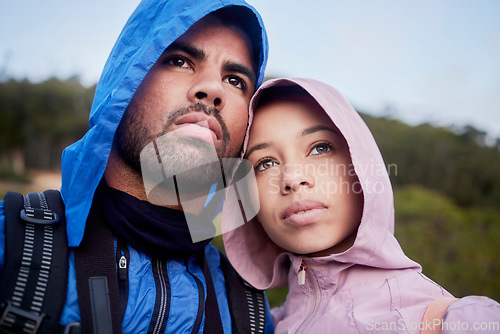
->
[163,135,225,158]
[143,157,222,211]
[142,136,222,183]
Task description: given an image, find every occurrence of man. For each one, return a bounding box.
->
[0,0,270,333]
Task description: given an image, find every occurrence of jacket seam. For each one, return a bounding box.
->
[347,289,362,334]
[417,272,447,295]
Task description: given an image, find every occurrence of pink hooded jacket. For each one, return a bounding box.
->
[222,78,500,333]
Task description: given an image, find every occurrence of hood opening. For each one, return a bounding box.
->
[223,78,420,290]
[61,0,268,247]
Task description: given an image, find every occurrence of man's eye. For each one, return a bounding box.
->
[309,143,332,156]
[256,159,279,172]
[166,56,190,68]
[224,76,245,90]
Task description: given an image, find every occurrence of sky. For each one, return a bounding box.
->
[1,0,500,140]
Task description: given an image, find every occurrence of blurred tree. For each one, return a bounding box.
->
[361,113,500,208]
[0,77,93,173]
[0,79,31,174]
[395,185,500,301]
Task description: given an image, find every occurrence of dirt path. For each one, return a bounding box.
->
[30,170,62,191]
[0,170,61,195]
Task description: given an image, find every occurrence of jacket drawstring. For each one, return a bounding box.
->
[298,261,307,286]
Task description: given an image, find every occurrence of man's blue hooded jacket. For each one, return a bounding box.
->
[0,0,270,332]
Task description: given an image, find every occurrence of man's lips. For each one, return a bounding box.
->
[282,200,328,226]
[173,113,223,143]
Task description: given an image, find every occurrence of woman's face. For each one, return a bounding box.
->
[246,95,364,256]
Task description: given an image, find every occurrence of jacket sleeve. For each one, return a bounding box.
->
[0,201,5,270]
[271,303,286,325]
[442,295,500,333]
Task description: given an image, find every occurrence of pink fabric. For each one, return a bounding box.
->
[222,78,500,333]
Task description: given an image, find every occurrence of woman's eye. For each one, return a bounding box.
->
[310,143,332,156]
[256,159,278,172]
[225,76,245,90]
[166,56,190,68]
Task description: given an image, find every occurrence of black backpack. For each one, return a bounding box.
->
[0,191,266,334]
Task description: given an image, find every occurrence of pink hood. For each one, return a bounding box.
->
[223,77,420,289]
[222,78,500,333]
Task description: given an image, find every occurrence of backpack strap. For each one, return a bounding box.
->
[0,191,70,334]
[73,189,122,334]
[201,251,224,334]
[421,296,460,334]
[219,252,266,334]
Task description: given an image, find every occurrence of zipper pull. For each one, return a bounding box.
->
[298,261,307,286]
[119,255,127,281]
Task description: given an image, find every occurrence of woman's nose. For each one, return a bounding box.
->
[280,164,314,195]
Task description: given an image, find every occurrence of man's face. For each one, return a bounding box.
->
[115,16,255,185]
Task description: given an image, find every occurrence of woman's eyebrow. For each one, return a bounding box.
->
[245,142,270,159]
[301,125,340,137]
[246,126,339,158]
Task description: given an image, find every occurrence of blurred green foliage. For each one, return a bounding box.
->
[395,186,500,301]
[361,114,500,208]
[0,77,93,170]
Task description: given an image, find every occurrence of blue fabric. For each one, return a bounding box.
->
[60,0,268,247]
[58,243,275,333]
[60,244,238,333]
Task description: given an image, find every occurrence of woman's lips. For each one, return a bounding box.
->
[282,200,328,226]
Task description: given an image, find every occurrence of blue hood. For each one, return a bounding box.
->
[60,0,268,247]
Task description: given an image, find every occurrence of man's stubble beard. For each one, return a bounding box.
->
[115,103,241,191]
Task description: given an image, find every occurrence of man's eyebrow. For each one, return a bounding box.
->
[167,42,205,62]
[224,62,257,90]
[245,142,270,159]
[301,125,341,137]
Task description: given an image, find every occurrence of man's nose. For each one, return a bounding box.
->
[187,70,226,111]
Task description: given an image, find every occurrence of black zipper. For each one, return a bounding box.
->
[186,258,205,334]
[148,257,171,334]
